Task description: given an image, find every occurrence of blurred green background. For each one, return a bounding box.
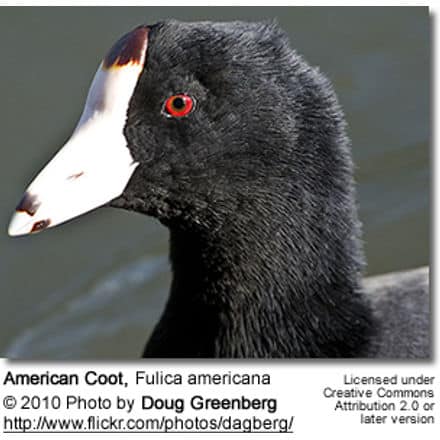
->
[0,7,429,358]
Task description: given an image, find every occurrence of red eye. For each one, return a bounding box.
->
[164,94,194,118]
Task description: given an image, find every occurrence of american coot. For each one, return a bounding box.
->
[8,21,429,358]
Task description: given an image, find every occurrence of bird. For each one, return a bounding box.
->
[8,20,429,358]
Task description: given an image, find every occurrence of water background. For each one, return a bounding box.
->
[0,7,429,358]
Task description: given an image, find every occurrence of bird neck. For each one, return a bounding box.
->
[143,216,374,358]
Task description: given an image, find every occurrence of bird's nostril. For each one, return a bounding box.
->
[16,192,40,216]
[67,171,85,180]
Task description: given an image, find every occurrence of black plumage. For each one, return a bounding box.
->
[106,20,429,358]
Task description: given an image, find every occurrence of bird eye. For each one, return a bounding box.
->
[163,94,194,118]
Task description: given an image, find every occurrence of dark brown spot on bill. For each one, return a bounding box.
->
[31,219,51,233]
[16,192,40,216]
[103,25,149,69]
